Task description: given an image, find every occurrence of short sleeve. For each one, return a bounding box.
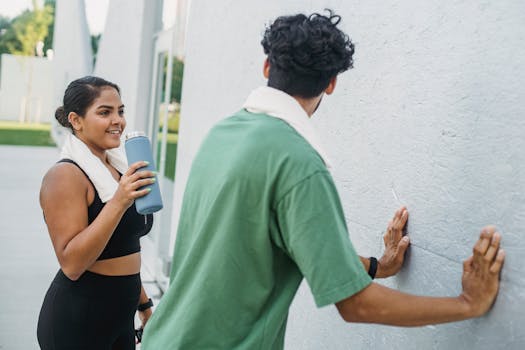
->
[275,171,371,307]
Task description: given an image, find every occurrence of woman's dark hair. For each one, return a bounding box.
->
[261,9,355,98]
[55,76,120,130]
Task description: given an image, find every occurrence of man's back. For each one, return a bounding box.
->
[142,109,370,349]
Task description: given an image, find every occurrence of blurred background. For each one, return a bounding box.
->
[0,1,189,348]
[0,0,186,183]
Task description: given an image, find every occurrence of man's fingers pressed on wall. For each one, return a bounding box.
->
[490,250,505,274]
[484,232,501,263]
[473,230,493,257]
[463,255,473,273]
[398,209,408,227]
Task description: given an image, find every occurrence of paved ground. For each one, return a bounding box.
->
[0,145,161,350]
[0,145,59,350]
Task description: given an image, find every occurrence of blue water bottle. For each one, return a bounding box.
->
[125,131,163,214]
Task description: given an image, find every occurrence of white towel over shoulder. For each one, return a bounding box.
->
[243,86,332,169]
[60,133,128,203]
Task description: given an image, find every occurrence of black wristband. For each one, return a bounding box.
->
[137,298,153,311]
[368,257,378,279]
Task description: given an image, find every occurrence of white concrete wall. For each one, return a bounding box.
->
[52,0,93,97]
[52,0,93,144]
[94,0,162,133]
[173,1,524,349]
[0,54,54,123]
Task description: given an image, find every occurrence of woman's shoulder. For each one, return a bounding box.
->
[44,160,85,180]
[41,161,92,199]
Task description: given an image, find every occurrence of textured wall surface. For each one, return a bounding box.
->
[52,0,92,99]
[94,0,162,133]
[173,1,524,348]
[50,0,93,144]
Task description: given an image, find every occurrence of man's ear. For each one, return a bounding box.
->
[263,58,270,79]
[325,76,337,95]
[68,112,83,132]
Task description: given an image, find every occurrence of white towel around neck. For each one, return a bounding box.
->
[60,133,128,202]
[242,86,332,169]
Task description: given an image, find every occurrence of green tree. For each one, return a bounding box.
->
[0,16,9,31]
[43,0,55,53]
[162,57,185,103]
[0,16,14,54]
[0,0,53,56]
[91,33,101,65]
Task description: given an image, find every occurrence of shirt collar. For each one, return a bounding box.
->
[242,86,332,169]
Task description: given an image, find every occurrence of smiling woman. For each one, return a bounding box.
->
[37,76,157,350]
[68,87,126,154]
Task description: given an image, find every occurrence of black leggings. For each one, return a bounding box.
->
[37,270,141,350]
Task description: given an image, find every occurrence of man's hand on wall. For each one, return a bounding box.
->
[376,206,410,278]
[459,226,505,317]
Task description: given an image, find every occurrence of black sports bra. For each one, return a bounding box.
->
[58,159,153,260]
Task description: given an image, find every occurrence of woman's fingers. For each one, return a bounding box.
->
[119,163,157,198]
[127,170,156,184]
[135,177,156,189]
[125,160,149,176]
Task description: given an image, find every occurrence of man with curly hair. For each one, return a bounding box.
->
[142,10,504,349]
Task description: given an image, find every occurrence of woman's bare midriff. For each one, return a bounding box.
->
[88,252,141,276]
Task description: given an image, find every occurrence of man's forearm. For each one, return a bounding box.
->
[345,227,503,327]
[336,282,472,327]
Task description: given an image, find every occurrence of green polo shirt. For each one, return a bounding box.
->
[142,110,371,349]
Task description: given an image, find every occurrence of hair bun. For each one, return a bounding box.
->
[55,106,70,127]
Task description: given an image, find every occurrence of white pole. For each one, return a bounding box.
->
[158,25,175,182]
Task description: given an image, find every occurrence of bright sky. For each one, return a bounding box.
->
[0,0,109,34]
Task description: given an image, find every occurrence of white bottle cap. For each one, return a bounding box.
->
[125,131,146,140]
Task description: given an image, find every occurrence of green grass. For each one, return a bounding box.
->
[156,132,178,181]
[0,121,55,146]
[0,121,179,180]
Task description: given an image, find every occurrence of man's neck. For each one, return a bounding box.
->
[293,95,323,118]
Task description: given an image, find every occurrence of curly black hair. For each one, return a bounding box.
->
[261,9,354,98]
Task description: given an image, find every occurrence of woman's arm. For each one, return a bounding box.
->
[138,284,153,328]
[40,161,153,280]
